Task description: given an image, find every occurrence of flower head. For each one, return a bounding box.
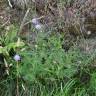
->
[35,24,42,30]
[13,54,21,61]
[32,18,39,25]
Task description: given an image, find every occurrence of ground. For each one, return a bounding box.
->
[0,1,96,96]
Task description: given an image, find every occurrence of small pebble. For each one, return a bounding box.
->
[13,54,21,61]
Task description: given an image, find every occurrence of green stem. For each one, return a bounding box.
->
[16,61,19,96]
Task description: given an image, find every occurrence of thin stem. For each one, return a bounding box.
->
[19,8,30,36]
[16,61,19,96]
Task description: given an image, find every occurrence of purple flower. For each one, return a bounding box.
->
[32,18,39,25]
[13,54,21,61]
[35,24,42,30]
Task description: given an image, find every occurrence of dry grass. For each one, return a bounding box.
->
[8,0,96,38]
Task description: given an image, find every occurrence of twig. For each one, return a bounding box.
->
[23,15,45,26]
[18,8,30,35]
[4,59,9,75]
[1,18,10,28]
[7,0,13,8]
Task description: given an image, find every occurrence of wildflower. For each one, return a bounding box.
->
[13,54,21,61]
[35,24,42,30]
[32,18,39,25]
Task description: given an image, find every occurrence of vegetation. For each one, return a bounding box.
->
[0,0,96,96]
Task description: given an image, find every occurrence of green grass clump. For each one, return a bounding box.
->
[0,25,96,96]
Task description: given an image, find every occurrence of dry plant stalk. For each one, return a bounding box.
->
[19,8,30,35]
